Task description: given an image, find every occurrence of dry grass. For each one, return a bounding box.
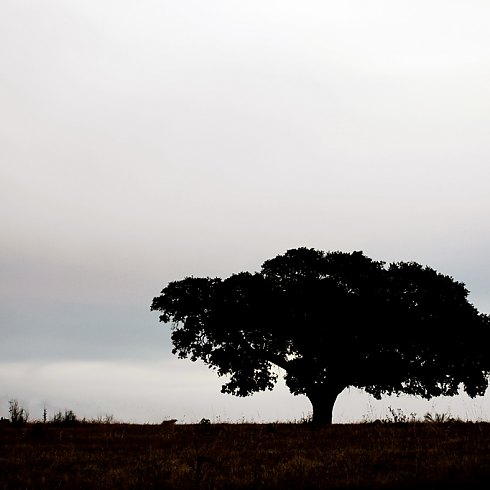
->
[1,421,490,489]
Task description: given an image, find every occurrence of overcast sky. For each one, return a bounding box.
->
[1,0,490,423]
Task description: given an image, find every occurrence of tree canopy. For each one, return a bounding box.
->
[151,248,490,424]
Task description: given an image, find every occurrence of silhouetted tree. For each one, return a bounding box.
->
[151,248,490,424]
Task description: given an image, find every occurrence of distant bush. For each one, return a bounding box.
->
[9,399,29,427]
[51,409,79,427]
[89,414,116,424]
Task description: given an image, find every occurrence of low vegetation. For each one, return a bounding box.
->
[1,403,490,489]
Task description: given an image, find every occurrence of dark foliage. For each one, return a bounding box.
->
[151,248,490,424]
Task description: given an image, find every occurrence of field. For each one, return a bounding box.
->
[1,421,490,489]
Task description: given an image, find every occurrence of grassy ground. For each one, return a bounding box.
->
[1,421,490,489]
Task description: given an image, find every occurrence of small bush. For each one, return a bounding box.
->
[51,409,79,427]
[90,414,116,424]
[424,412,455,423]
[9,399,29,427]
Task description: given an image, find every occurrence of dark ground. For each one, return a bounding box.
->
[1,421,490,489]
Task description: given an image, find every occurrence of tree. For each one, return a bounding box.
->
[151,248,490,424]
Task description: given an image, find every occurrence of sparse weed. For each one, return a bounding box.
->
[382,406,417,424]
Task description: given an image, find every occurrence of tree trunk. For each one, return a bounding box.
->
[307,386,344,425]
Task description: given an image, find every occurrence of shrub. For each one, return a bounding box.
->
[8,399,29,427]
[424,412,455,423]
[51,409,79,426]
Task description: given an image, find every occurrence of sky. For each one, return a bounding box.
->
[1,0,490,423]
